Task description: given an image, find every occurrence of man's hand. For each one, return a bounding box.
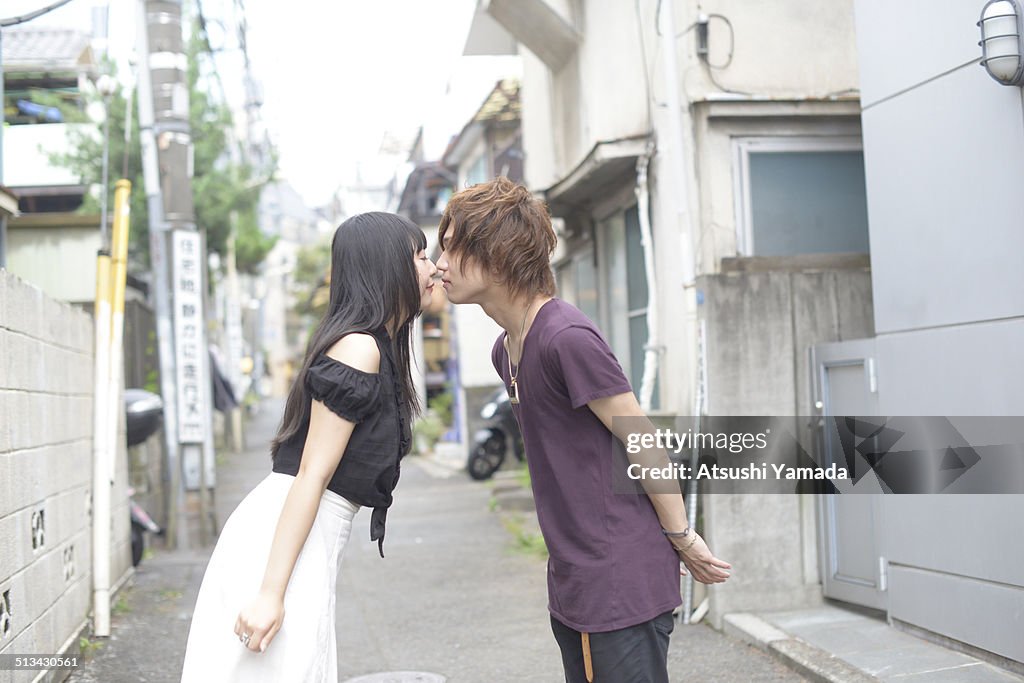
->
[587,392,733,584]
[672,533,731,584]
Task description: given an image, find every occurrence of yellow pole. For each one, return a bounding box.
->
[92,247,113,636]
[107,179,132,478]
[94,179,131,637]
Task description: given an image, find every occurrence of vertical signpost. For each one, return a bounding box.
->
[172,230,214,545]
[172,231,205,443]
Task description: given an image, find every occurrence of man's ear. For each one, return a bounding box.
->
[488,265,505,286]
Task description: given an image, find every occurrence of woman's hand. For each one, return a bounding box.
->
[674,533,732,584]
[234,591,284,653]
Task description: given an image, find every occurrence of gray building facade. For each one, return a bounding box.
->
[810,0,1024,666]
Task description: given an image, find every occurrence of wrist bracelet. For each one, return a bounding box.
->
[678,534,698,552]
[662,527,690,538]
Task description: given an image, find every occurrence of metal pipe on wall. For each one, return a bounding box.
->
[635,142,661,412]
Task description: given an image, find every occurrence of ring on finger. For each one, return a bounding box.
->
[240,632,251,646]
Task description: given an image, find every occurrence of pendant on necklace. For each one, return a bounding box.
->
[509,379,520,405]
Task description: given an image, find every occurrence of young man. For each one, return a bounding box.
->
[437,177,730,682]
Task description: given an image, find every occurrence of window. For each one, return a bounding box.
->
[625,205,659,406]
[556,242,599,325]
[466,154,487,186]
[734,137,870,256]
[598,204,659,408]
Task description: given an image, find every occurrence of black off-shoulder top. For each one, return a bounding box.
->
[272,328,412,556]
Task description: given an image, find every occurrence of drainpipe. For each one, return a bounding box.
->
[635,142,659,412]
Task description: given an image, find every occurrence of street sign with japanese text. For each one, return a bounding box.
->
[172,230,206,443]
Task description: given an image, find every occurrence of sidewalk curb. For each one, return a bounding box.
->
[723,613,878,683]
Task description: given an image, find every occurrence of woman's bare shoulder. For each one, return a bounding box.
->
[324,333,380,374]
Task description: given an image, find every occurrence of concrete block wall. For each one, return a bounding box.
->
[696,257,874,627]
[0,269,131,682]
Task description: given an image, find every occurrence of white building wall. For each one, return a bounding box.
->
[258,181,321,398]
[1,123,91,187]
[260,240,299,398]
[527,0,861,186]
[7,226,102,305]
[521,51,560,189]
[448,150,507,463]
[676,0,860,98]
[451,135,506,392]
[648,140,697,415]
[575,2,649,145]
[453,306,503,388]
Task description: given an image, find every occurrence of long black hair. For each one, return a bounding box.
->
[271,211,427,457]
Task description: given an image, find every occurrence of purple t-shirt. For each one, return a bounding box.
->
[492,298,681,632]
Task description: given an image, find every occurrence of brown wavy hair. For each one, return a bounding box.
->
[438,176,557,300]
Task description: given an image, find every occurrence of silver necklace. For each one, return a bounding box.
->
[506,301,534,405]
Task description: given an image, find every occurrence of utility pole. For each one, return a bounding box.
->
[660,0,696,287]
[136,0,214,549]
[659,0,703,625]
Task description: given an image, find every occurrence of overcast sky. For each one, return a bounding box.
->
[6,0,519,207]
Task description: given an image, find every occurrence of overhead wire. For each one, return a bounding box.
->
[0,0,74,27]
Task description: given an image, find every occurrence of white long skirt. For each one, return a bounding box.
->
[181,472,360,682]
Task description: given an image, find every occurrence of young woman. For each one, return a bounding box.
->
[181,212,437,682]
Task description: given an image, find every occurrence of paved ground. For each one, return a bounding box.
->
[69,398,806,682]
[728,606,1024,683]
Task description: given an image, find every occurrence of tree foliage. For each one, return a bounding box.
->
[292,240,332,319]
[50,70,151,266]
[51,26,277,274]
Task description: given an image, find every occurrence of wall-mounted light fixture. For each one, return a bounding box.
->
[978,0,1024,86]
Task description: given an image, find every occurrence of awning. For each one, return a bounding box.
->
[543,135,650,217]
[463,0,578,69]
[0,186,19,217]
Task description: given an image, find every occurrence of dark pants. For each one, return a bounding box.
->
[550,611,674,683]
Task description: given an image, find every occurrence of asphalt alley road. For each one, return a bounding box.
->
[333,459,805,683]
[68,397,805,682]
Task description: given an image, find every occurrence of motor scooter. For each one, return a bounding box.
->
[124,389,165,566]
[467,387,525,480]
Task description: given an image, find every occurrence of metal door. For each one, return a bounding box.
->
[811,339,887,611]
